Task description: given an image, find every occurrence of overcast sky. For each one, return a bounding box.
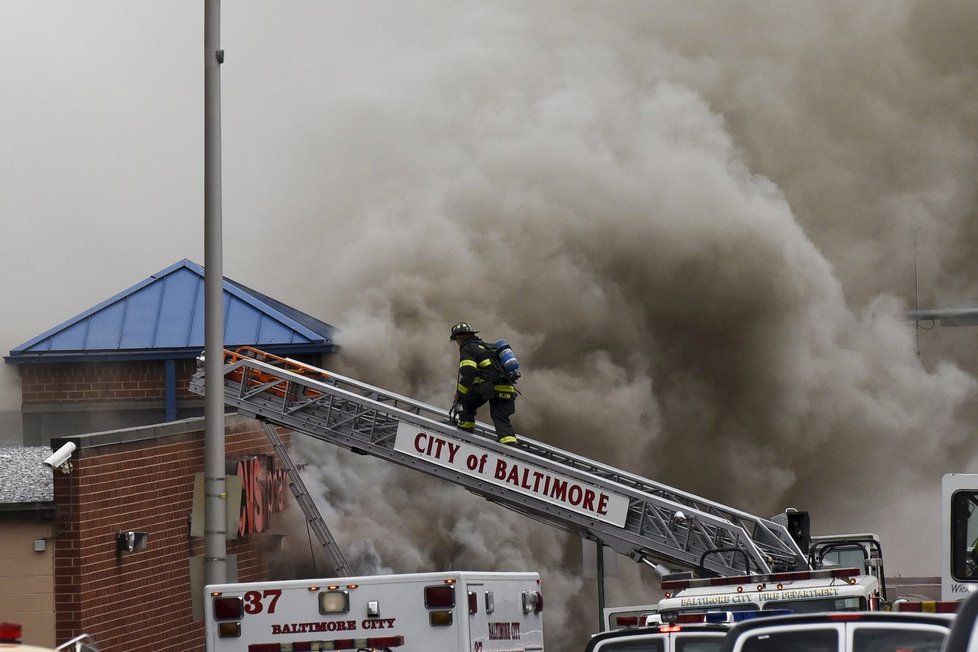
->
[3,2,978,646]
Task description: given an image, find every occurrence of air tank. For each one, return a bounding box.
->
[494,339,521,380]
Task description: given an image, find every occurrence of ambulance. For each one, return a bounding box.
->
[204,571,544,651]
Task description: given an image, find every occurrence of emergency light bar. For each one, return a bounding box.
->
[661,566,860,592]
[672,610,794,626]
[676,613,708,624]
[704,609,793,624]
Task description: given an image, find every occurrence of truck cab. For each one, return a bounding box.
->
[809,533,887,601]
[943,473,978,601]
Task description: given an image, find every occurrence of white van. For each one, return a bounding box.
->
[716,611,952,652]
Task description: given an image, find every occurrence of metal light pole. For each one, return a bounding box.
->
[204,0,227,586]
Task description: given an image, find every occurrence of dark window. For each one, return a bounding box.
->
[594,637,666,652]
[740,628,837,652]
[951,490,978,580]
[816,544,868,570]
[852,627,946,652]
[676,635,725,652]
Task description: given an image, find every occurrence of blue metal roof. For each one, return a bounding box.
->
[5,259,337,364]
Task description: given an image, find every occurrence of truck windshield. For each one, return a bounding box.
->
[818,546,868,570]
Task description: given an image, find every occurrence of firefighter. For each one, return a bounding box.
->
[449,322,518,445]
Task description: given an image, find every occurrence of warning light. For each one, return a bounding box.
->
[320,590,351,615]
[429,610,454,627]
[424,585,455,609]
[213,596,244,621]
[217,622,241,638]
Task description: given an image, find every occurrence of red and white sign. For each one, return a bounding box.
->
[394,423,630,527]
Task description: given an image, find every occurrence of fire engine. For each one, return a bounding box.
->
[606,531,888,628]
[204,571,544,652]
[189,348,889,639]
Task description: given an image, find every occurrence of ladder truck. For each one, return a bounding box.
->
[189,348,885,622]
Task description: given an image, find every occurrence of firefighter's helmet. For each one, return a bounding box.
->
[450,322,478,341]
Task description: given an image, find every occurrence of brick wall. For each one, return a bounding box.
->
[20,360,198,404]
[52,416,290,652]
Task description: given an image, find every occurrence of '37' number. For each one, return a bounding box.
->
[243,589,282,614]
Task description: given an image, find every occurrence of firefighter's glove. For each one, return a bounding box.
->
[449,401,462,426]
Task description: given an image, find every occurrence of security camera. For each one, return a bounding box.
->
[43,442,77,472]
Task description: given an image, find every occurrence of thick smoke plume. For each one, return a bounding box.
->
[241,2,978,647]
[1,1,975,648]
[240,1,978,647]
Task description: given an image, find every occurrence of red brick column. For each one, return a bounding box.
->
[53,417,290,652]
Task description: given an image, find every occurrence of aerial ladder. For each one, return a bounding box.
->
[189,347,810,579]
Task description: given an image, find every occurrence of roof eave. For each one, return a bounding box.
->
[0,502,56,519]
[4,343,337,365]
